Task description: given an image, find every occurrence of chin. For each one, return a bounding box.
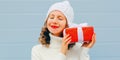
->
[51,32,60,34]
[51,32,61,36]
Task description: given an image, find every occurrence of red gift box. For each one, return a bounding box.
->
[64,26,94,43]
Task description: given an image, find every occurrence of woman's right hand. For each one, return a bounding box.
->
[61,34,71,55]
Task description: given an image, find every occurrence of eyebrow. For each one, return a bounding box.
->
[49,13,64,18]
[50,14,54,16]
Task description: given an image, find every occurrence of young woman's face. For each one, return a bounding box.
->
[47,10,67,36]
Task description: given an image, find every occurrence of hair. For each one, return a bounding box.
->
[39,15,75,49]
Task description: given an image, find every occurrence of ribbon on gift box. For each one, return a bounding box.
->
[63,23,94,43]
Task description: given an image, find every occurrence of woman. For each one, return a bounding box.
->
[31,1,96,60]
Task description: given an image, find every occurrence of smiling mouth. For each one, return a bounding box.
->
[51,25,59,29]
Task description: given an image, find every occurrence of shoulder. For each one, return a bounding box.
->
[32,44,42,49]
[32,44,43,52]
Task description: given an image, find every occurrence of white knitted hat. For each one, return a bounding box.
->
[46,0,74,27]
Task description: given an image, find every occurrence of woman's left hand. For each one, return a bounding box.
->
[82,33,96,48]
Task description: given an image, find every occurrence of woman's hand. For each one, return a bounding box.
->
[61,34,71,55]
[82,33,96,48]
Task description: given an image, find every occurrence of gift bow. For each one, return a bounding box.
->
[69,23,88,28]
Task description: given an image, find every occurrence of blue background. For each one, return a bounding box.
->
[0,0,120,60]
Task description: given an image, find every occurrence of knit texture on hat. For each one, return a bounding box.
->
[46,0,74,26]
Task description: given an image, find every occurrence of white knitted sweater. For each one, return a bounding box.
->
[31,34,90,60]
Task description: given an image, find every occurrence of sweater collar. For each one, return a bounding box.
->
[49,33,62,48]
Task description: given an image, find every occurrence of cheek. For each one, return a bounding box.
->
[46,19,51,26]
[60,21,67,28]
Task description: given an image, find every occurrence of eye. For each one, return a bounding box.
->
[50,17,54,19]
[58,16,63,20]
[49,16,54,19]
[49,14,54,19]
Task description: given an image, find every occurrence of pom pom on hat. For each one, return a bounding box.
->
[46,0,74,26]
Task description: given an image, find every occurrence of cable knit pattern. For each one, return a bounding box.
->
[31,33,90,60]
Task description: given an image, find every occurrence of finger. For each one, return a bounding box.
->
[65,39,71,46]
[89,33,96,44]
[63,34,70,40]
[63,36,71,44]
[88,33,96,48]
[92,33,96,43]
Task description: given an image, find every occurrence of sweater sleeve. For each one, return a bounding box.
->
[31,46,42,60]
[31,45,66,60]
[79,47,90,60]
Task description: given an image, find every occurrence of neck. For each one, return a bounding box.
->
[51,33,63,37]
[49,33,63,48]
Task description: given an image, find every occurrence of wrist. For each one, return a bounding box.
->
[60,49,67,55]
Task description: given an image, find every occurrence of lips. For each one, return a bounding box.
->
[51,25,59,29]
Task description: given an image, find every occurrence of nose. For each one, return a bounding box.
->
[52,17,58,24]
